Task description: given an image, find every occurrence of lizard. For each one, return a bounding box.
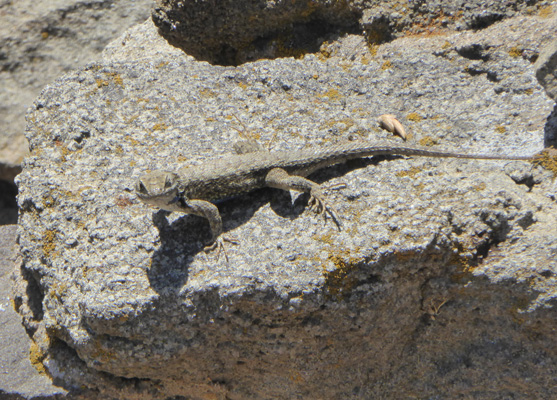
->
[135,139,538,257]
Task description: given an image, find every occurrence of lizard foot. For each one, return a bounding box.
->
[308,194,343,230]
[203,235,239,263]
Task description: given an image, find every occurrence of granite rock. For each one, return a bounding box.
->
[0,225,67,399]
[535,38,557,101]
[0,0,153,186]
[14,6,557,400]
[152,0,553,65]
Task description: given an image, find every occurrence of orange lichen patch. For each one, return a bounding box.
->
[29,342,47,375]
[418,136,438,147]
[105,72,124,87]
[532,147,557,176]
[320,88,342,101]
[322,251,363,301]
[406,112,422,122]
[395,166,423,178]
[381,60,392,70]
[508,46,523,58]
[539,5,554,18]
[115,195,133,207]
[96,79,109,88]
[42,230,56,258]
[152,123,168,131]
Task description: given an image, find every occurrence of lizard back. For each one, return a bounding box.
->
[177,141,531,202]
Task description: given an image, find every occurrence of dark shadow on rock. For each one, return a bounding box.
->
[544,103,557,148]
[0,179,18,225]
[146,194,266,294]
[152,1,362,66]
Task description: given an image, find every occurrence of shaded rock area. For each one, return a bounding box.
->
[0,225,67,399]
[536,39,557,100]
[10,1,557,400]
[152,0,554,65]
[0,0,153,225]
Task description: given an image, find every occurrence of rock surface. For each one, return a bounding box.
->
[535,38,557,101]
[13,2,557,400]
[153,0,554,65]
[0,225,67,399]
[0,0,153,227]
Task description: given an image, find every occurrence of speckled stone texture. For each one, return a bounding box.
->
[13,4,557,400]
[0,0,153,224]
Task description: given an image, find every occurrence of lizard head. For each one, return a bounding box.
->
[135,171,182,212]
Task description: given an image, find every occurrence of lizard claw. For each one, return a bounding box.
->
[203,235,239,263]
[308,194,342,231]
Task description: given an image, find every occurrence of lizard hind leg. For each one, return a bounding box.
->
[265,168,343,230]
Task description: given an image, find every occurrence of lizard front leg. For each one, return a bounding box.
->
[181,199,237,259]
[264,168,342,228]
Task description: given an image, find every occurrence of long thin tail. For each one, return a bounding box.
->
[362,145,532,161]
[285,142,533,177]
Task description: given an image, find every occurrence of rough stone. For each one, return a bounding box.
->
[535,38,557,100]
[0,225,67,399]
[14,6,557,400]
[0,0,153,185]
[152,0,553,65]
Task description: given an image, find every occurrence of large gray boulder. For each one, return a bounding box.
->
[13,3,557,399]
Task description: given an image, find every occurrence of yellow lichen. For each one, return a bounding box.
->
[406,112,422,122]
[105,72,124,87]
[152,123,168,131]
[532,147,557,176]
[96,79,109,88]
[508,46,522,58]
[29,342,47,375]
[419,136,438,147]
[539,5,553,18]
[323,253,361,301]
[320,88,342,101]
[42,230,56,258]
[395,166,422,178]
[367,44,378,57]
[381,60,392,70]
